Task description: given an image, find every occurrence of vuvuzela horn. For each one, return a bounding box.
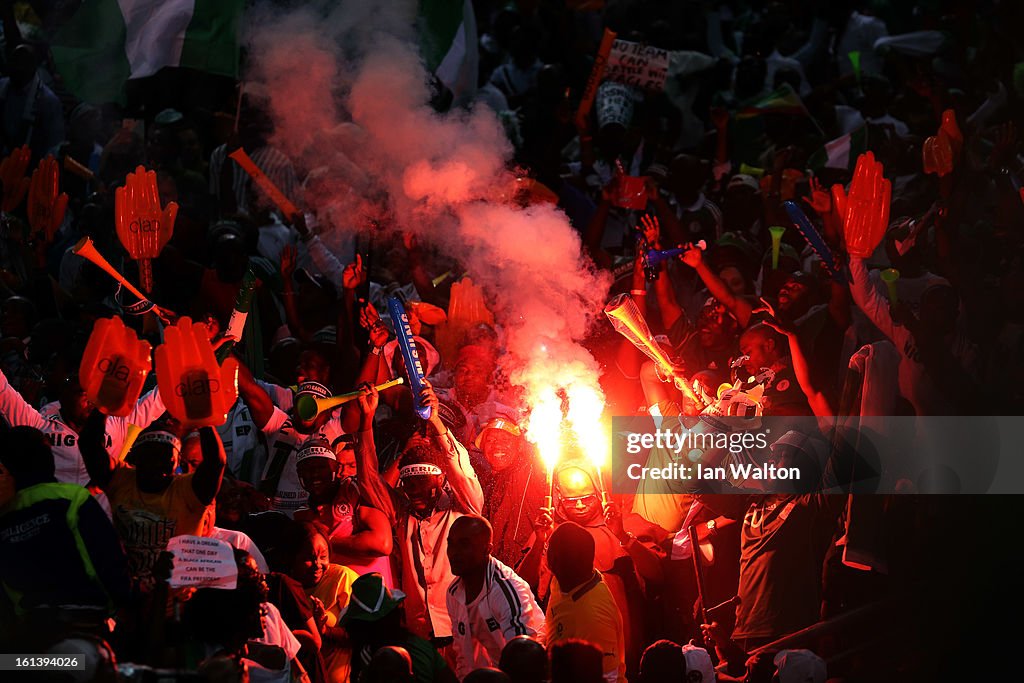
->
[295,377,405,421]
[73,237,152,303]
[604,293,702,408]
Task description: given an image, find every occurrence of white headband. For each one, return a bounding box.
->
[296,444,336,463]
[399,464,442,479]
[134,431,182,454]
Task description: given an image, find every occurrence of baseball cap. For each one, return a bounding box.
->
[338,573,406,625]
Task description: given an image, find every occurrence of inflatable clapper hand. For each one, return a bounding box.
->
[922,109,962,177]
[116,166,177,293]
[156,317,239,427]
[0,145,31,213]
[27,156,69,241]
[837,152,891,258]
[79,317,152,417]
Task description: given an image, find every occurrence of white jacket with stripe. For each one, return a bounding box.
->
[446,555,545,679]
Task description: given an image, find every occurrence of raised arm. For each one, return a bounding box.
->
[236,359,276,430]
[121,388,167,430]
[848,256,899,342]
[421,380,483,514]
[0,367,47,430]
[641,212,686,332]
[80,411,115,490]
[682,247,753,328]
[760,303,834,419]
[191,427,227,506]
[331,501,393,559]
[279,245,311,343]
[352,385,396,525]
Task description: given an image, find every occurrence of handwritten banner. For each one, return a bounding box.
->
[167,535,238,590]
[606,39,670,91]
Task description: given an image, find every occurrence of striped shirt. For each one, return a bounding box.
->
[209,144,299,216]
[446,556,545,679]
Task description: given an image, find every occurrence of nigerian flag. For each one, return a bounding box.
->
[808,126,869,172]
[52,0,245,105]
[419,0,478,105]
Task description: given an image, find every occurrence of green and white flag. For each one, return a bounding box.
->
[52,0,245,105]
[419,0,478,105]
[808,126,869,172]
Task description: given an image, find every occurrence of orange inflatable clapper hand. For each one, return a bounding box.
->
[79,317,152,416]
[939,109,962,161]
[116,166,177,293]
[841,152,891,258]
[27,156,68,241]
[155,317,239,427]
[0,145,30,213]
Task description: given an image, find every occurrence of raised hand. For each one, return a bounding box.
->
[639,213,661,248]
[680,243,704,269]
[419,379,442,432]
[752,298,796,336]
[604,499,626,540]
[807,176,832,217]
[359,301,389,347]
[356,382,379,423]
[27,155,69,242]
[535,505,554,543]
[0,146,31,213]
[342,253,366,290]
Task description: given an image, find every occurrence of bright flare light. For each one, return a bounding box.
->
[525,387,564,476]
[566,382,609,471]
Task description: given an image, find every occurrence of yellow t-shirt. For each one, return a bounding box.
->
[307,564,359,683]
[106,467,215,592]
[545,571,627,682]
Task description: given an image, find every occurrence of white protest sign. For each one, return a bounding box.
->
[167,535,238,590]
[606,39,670,91]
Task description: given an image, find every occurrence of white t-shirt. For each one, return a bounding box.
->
[216,400,267,486]
[259,407,345,517]
[0,376,166,486]
[246,602,301,683]
[211,526,269,573]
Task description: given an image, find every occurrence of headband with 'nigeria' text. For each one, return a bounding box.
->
[399,463,443,479]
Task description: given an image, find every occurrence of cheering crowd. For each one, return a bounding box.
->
[1,1,1023,681]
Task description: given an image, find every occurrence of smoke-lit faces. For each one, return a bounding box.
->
[58,376,94,428]
[400,473,444,517]
[297,456,339,501]
[738,325,782,378]
[446,516,492,578]
[336,442,357,480]
[697,300,738,350]
[776,277,810,315]
[296,350,331,386]
[555,466,601,525]
[481,429,522,473]
[293,531,331,589]
[453,360,493,409]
